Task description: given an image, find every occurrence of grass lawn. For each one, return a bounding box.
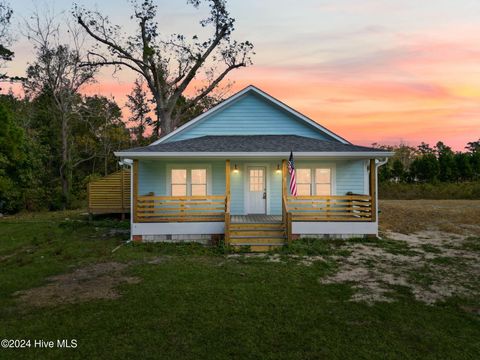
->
[0,209,479,359]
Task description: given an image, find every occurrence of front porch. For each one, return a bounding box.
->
[131,158,378,245]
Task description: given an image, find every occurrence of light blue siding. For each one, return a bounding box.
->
[165,93,337,142]
[211,161,226,195]
[269,164,282,214]
[138,160,166,195]
[336,160,366,195]
[230,163,244,215]
[138,158,366,215]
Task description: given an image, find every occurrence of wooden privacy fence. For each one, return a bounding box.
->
[135,195,226,222]
[88,169,131,214]
[285,195,372,222]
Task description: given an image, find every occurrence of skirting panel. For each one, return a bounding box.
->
[292,221,377,235]
[132,222,225,235]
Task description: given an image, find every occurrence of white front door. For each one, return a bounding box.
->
[247,167,266,214]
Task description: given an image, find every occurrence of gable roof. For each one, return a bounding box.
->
[150,85,350,145]
[116,135,394,158]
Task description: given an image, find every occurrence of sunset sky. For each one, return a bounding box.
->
[5,0,480,150]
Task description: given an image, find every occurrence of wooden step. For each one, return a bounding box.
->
[229,223,284,230]
[229,237,286,245]
[232,244,284,252]
[229,230,285,237]
[227,221,287,252]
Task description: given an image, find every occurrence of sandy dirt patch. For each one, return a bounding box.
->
[14,262,143,307]
[319,232,480,304]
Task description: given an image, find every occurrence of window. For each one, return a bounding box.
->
[296,168,312,196]
[294,167,332,196]
[191,169,207,196]
[315,168,331,195]
[171,169,187,196]
[170,168,207,196]
[249,169,264,192]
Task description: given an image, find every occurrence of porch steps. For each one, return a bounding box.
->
[228,222,287,252]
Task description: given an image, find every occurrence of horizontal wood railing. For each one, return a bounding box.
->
[136,195,226,223]
[88,169,130,214]
[286,195,372,222]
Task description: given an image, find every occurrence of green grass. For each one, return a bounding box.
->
[461,237,480,252]
[0,212,479,359]
[420,244,443,254]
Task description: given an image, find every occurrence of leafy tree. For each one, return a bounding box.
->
[0,103,23,211]
[466,139,480,153]
[126,77,152,145]
[391,159,404,181]
[454,152,472,181]
[74,0,254,138]
[378,163,391,182]
[410,154,439,183]
[466,139,480,180]
[417,142,435,155]
[436,141,456,182]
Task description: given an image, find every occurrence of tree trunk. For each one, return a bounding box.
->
[60,114,70,209]
[154,100,175,139]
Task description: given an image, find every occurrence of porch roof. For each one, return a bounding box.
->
[115,135,394,158]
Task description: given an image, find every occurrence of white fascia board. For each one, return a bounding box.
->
[149,85,350,146]
[114,151,395,159]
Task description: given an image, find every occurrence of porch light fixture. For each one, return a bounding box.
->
[276,164,281,174]
[233,164,239,173]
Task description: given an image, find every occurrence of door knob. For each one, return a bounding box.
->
[262,191,266,199]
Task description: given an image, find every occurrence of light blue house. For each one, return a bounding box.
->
[116,86,393,250]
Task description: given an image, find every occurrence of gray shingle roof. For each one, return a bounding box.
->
[118,135,387,153]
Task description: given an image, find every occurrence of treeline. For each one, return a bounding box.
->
[376,141,480,199]
[376,141,480,183]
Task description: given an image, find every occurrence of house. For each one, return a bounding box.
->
[115,85,393,251]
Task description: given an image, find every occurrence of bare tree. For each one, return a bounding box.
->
[0,0,13,79]
[23,11,96,208]
[74,0,254,138]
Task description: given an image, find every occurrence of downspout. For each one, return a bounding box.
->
[374,158,389,237]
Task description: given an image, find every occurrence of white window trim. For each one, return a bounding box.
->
[295,163,336,196]
[166,164,212,196]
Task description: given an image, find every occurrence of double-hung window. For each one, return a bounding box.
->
[170,168,207,196]
[294,167,332,196]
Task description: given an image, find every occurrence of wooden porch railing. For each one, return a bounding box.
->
[136,195,226,223]
[285,195,372,222]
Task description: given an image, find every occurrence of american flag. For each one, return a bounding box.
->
[288,151,297,196]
